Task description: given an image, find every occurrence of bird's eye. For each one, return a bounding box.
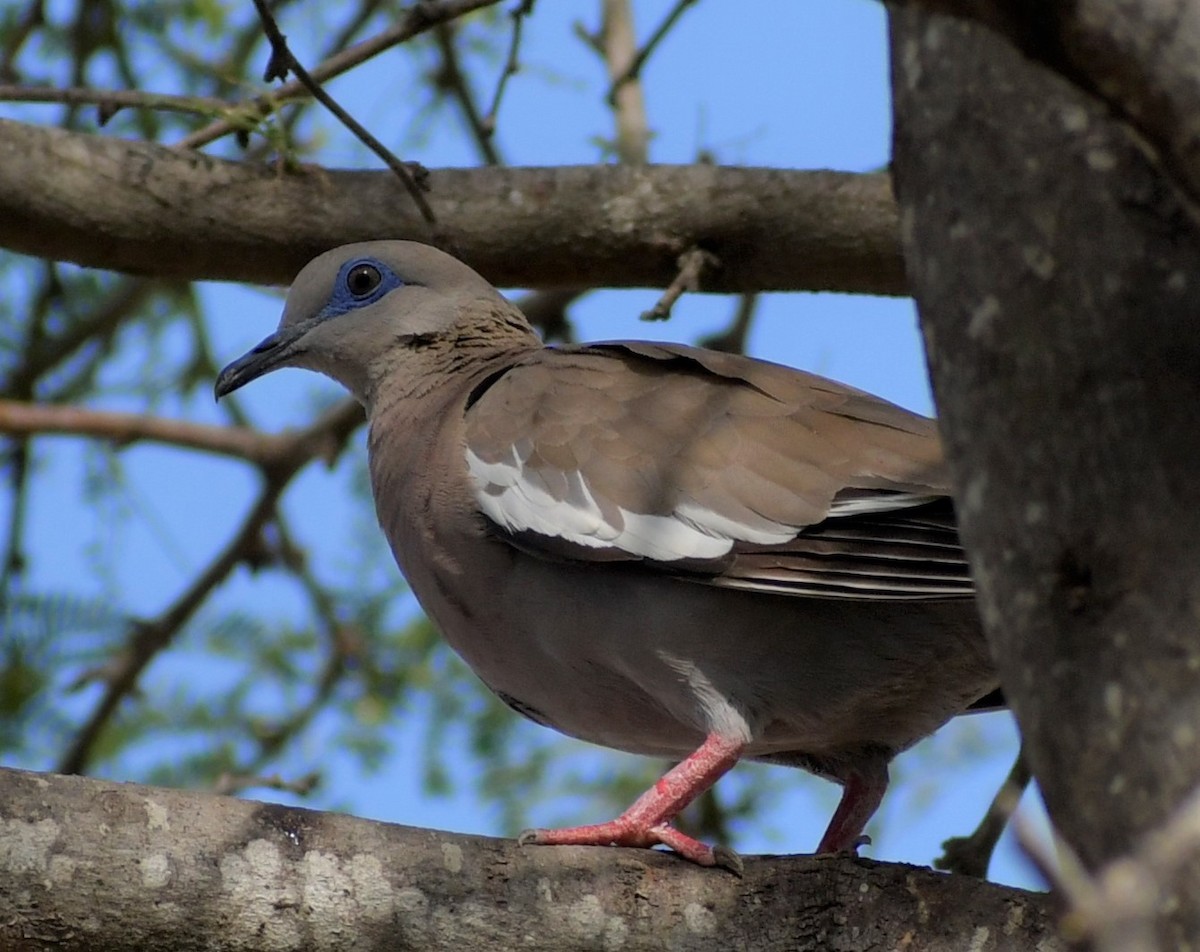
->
[346,263,382,297]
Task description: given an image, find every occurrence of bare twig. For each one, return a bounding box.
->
[58,486,283,776]
[56,399,364,775]
[0,0,45,84]
[935,743,1031,877]
[3,278,155,401]
[515,288,584,342]
[0,398,366,469]
[596,0,649,163]
[0,84,258,123]
[1016,783,1200,952]
[235,517,363,773]
[481,0,536,137]
[213,770,321,797]
[1,436,30,581]
[178,0,504,150]
[432,23,502,165]
[2,262,54,586]
[699,293,758,355]
[641,246,718,321]
[250,0,435,225]
[605,0,697,107]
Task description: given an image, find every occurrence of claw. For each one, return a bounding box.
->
[518,820,742,874]
[514,733,746,870]
[712,844,745,877]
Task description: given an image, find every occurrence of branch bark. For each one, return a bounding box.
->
[0,767,1060,951]
[890,8,1200,945]
[0,119,904,294]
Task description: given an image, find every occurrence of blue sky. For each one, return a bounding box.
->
[4,0,1044,887]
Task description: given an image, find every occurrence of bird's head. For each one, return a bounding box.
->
[214,240,529,405]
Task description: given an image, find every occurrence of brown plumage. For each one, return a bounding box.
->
[215,240,998,872]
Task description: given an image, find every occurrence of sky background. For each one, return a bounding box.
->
[4,0,1045,888]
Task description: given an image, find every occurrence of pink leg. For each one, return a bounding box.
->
[520,732,744,871]
[816,764,889,854]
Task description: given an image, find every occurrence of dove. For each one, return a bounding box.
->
[215,240,998,871]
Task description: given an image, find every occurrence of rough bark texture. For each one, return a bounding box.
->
[0,768,1057,951]
[891,0,1200,219]
[890,8,1200,944]
[0,119,904,295]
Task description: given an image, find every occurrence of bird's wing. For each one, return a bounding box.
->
[463,342,973,600]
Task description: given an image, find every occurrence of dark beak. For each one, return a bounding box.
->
[214,326,306,399]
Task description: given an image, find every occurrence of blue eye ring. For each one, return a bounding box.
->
[346,263,382,297]
[314,257,405,322]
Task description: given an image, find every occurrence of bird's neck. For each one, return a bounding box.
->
[361,302,540,413]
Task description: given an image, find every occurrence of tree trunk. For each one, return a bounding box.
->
[891,8,1200,946]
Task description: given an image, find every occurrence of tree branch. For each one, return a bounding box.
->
[0,119,905,295]
[605,0,697,107]
[0,767,1063,951]
[596,0,650,163]
[0,84,246,119]
[176,0,505,149]
[55,399,363,775]
[481,0,535,138]
[0,399,337,466]
[249,0,435,224]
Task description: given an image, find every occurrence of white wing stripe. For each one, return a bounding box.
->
[466,451,947,564]
[826,492,942,516]
[466,449,807,560]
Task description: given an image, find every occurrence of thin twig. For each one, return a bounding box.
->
[935,743,1031,877]
[58,486,284,776]
[0,263,52,587]
[0,84,257,122]
[641,247,718,321]
[605,0,697,106]
[3,278,156,401]
[699,293,758,354]
[432,23,502,165]
[250,0,435,225]
[1015,783,1200,952]
[56,399,364,775]
[597,0,649,163]
[0,0,46,83]
[214,770,322,797]
[178,0,504,150]
[0,398,366,469]
[239,517,362,770]
[481,0,536,137]
[515,288,584,342]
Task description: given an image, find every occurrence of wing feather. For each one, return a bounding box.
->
[464,342,972,600]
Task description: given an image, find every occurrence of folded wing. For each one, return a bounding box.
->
[464,342,972,600]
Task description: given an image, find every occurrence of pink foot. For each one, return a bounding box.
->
[816,762,889,854]
[518,732,745,875]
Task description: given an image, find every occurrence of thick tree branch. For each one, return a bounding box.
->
[0,767,1061,951]
[0,119,905,295]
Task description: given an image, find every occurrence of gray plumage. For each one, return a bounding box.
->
[215,240,998,871]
